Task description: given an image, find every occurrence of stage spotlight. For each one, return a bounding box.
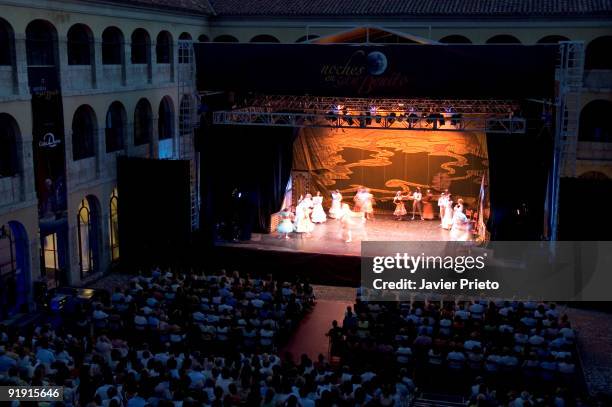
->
[438,113,445,127]
[408,113,419,128]
[397,114,406,123]
[387,112,397,126]
[451,113,463,127]
[426,113,436,126]
[375,115,382,124]
[358,111,372,128]
[344,114,354,126]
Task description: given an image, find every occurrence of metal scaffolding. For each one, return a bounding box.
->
[242,95,520,114]
[177,39,200,231]
[550,41,585,240]
[213,95,525,134]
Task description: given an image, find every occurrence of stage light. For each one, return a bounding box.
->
[325,111,337,123]
[426,113,436,126]
[387,112,397,126]
[375,115,382,124]
[408,113,419,128]
[358,111,372,128]
[451,113,463,127]
[397,114,406,123]
[344,114,354,126]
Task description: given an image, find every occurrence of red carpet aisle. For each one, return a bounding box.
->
[282,299,352,361]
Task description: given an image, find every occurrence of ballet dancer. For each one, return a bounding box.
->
[411,187,423,220]
[311,191,327,223]
[329,189,342,219]
[277,207,295,239]
[393,190,407,220]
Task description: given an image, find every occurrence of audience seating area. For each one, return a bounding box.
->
[330,291,585,406]
[0,269,604,406]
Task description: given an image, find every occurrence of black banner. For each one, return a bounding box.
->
[195,44,557,99]
[29,66,67,220]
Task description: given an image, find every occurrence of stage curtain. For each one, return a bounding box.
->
[202,125,296,236]
[293,127,489,213]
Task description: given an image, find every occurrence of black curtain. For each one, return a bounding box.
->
[201,124,296,241]
[486,104,552,240]
[117,157,191,268]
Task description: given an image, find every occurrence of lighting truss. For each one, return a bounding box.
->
[212,95,526,134]
[244,95,520,114]
[213,110,526,134]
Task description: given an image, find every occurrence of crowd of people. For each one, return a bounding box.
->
[0,269,328,406]
[277,190,368,243]
[0,267,604,406]
[328,293,587,406]
[277,187,474,243]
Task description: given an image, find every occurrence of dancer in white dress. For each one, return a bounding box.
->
[442,195,454,230]
[295,194,315,235]
[311,191,327,223]
[329,189,343,219]
[277,208,295,239]
[354,187,375,220]
[450,205,471,241]
[339,203,364,243]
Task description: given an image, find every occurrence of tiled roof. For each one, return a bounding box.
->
[85,0,215,15]
[208,0,612,18]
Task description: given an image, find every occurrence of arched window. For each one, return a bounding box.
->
[296,34,319,43]
[179,95,192,137]
[198,34,209,42]
[537,35,570,44]
[105,101,126,153]
[158,96,174,140]
[26,20,58,66]
[585,36,612,70]
[156,31,172,64]
[0,18,15,66]
[134,98,152,145]
[102,27,123,65]
[109,188,119,262]
[250,34,280,43]
[72,105,97,161]
[213,35,238,43]
[131,28,150,64]
[486,35,521,44]
[178,32,192,64]
[77,197,100,277]
[439,35,472,44]
[579,100,612,142]
[0,113,19,178]
[67,24,93,65]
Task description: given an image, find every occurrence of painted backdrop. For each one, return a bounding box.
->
[292,128,488,211]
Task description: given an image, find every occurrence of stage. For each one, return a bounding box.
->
[218,215,451,257]
[213,216,454,285]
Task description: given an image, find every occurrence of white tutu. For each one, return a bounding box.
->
[277,219,294,234]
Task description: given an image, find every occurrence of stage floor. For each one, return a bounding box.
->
[217,215,452,257]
